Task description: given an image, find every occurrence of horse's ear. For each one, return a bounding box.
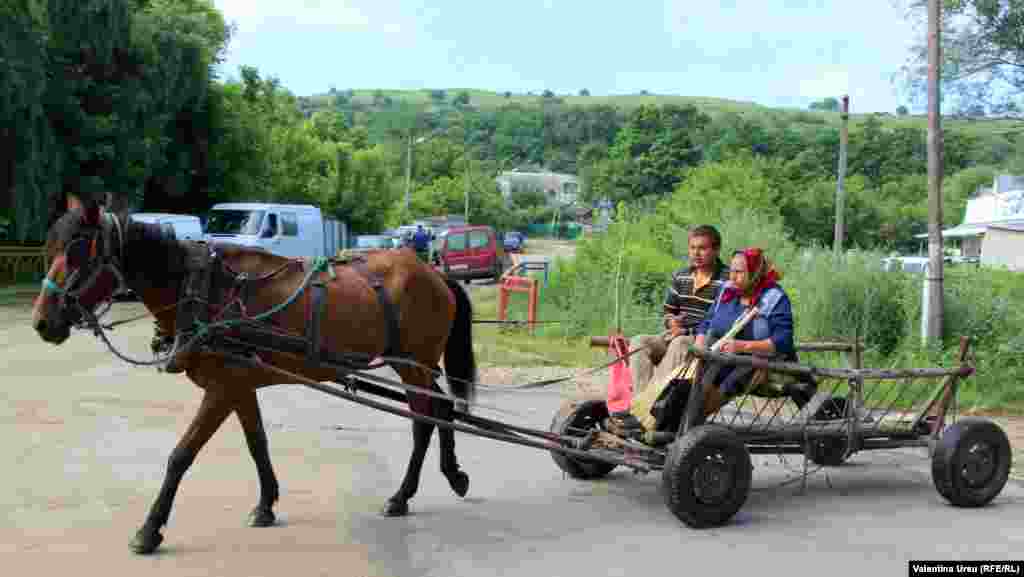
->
[80,197,101,226]
[47,193,71,231]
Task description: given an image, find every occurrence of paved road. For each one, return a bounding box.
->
[2,304,1022,576]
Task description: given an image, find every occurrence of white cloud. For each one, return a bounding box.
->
[798,65,850,99]
[213,0,408,34]
[212,0,419,83]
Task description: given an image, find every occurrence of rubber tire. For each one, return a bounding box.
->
[931,418,1012,508]
[662,425,752,529]
[549,400,618,480]
[807,396,851,467]
[807,437,850,467]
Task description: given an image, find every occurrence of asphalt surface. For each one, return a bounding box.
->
[2,303,1022,577]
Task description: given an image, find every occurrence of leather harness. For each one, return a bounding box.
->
[168,242,402,373]
[304,256,402,368]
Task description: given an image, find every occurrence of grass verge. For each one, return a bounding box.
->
[470,282,608,368]
[0,283,39,306]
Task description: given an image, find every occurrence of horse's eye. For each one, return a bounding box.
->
[66,238,91,269]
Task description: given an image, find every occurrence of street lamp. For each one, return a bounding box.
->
[404,133,433,215]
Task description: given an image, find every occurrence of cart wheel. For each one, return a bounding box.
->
[814,396,847,421]
[807,397,851,467]
[549,400,618,480]
[662,425,752,529]
[807,436,850,467]
[931,418,1011,508]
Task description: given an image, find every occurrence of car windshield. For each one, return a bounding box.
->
[205,210,265,235]
[356,235,393,249]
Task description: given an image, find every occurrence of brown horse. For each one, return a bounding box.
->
[32,197,478,555]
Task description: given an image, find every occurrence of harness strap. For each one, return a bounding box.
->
[306,277,327,367]
[350,259,403,361]
[167,243,217,373]
[301,257,403,369]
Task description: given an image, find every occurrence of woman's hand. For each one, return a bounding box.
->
[717,338,743,354]
[720,339,776,356]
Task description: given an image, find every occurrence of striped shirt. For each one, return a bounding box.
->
[663,259,728,332]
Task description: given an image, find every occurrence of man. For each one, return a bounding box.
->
[628,224,728,395]
[411,225,431,262]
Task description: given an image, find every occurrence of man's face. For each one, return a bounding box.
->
[688,234,718,270]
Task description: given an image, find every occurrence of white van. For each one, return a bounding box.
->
[129,213,204,241]
[203,203,348,259]
[881,256,930,274]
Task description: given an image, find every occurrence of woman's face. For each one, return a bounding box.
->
[729,254,751,293]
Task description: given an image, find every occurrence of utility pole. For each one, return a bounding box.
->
[463,112,470,223]
[833,94,850,255]
[926,0,945,344]
[464,151,470,223]
[404,132,413,214]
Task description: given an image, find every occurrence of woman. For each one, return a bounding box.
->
[691,247,797,417]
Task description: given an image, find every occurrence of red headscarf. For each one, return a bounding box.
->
[721,247,782,304]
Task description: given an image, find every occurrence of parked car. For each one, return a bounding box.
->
[881,255,979,274]
[129,213,204,241]
[881,256,930,274]
[350,234,400,255]
[203,203,348,259]
[503,231,526,252]
[435,225,508,282]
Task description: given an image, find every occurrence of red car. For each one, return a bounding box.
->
[435,225,507,282]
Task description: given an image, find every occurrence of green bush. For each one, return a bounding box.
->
[538,211,678,339]
[784,248,910,355]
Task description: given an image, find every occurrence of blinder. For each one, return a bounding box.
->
[43,209,126,327]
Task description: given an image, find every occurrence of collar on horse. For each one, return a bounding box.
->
[163,245,404,374]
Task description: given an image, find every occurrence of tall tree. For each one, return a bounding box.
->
[900,0,1024,115]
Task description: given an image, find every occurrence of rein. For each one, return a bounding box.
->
[61,222,657,406]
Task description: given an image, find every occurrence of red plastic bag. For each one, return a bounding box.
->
[606,335,633,414]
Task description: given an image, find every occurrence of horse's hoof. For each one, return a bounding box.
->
[129,528,164,555]
[382,499,409,517]
[247,507,276,528]
[449,471,470,497]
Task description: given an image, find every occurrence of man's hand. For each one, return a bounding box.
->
[668,317,683,337]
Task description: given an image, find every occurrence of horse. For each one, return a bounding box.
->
[31,196,478,555]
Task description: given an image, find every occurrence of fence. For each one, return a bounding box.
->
[524,222,583,239]
[0,245,47,284]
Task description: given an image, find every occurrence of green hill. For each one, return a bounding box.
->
[301,88,1024,139]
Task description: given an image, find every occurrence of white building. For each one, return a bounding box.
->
[495,169,579,208]
[917,175,1024,271]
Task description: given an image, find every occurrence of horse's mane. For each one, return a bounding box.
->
[120,215,189,290]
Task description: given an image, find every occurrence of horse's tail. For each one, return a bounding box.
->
[443,277,477,404]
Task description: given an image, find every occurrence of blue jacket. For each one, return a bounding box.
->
[696,283,795,358]
[694,284,796,395]
[412,230,430,251]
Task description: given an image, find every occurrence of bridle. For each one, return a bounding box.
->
[41,208,127,330]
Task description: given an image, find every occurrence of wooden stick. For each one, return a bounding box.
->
[687,346,972,381]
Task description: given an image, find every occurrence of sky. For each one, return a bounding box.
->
[210,0,925,114]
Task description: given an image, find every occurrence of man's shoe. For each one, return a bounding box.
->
[608,411,643,438]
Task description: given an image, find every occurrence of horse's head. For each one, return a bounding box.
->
[32,196,127,345]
